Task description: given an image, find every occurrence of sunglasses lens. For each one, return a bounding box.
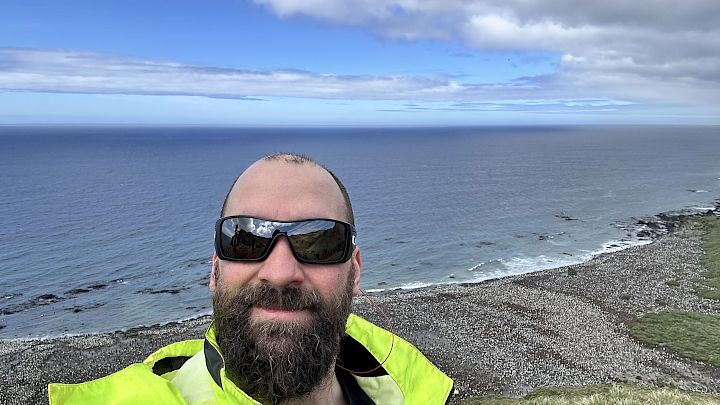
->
[288,220,348,263]
[218,217,274,260]
[217,217,352,263]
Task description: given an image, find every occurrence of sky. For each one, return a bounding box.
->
[0,0,718,126]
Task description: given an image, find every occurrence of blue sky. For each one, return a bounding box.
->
[1,0,718,125]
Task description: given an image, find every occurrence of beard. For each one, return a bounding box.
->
[212,266,355,404]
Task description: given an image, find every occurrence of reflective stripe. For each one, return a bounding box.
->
[169,351,216,405]
[354,374,404,404]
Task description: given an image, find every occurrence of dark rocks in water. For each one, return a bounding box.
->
[555,212,579,221]
[184,257,212,268]
[136,288,185,295]
[65,288,91,295]
[536,231,566,241]
[562,252,573,256]
[34,294,64,303]
[636,219,663,230]
[64,303,104,313]
[475,241,495,247]
[609,244,620,248]
[656,213,673,221]
[0,324,5,330]
[633,215,677,239]
[377,281,387,286]
[65,283,110,296]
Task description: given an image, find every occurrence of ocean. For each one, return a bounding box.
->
[1,125,718,338]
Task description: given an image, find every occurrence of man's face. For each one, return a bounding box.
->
[211,159,361,323]
[210,160,361,402]
[212,261,356,403]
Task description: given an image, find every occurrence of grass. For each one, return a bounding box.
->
[629,216,720,365]
[696,216,720,300]
[461,384,720,404]
[630,310,720,366]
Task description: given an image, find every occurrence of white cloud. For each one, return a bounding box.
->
[0,47,631,111]
[254,0,720,108]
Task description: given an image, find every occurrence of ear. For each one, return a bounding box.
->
[210,253,218,292]
[351,247,362,297]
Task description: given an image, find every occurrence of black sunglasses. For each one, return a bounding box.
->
[215,216,357,264]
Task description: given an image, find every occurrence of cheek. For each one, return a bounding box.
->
[305,267,351,296]
[217,262,256,287]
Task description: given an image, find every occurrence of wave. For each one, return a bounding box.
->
[364,231,660,294]
[689,206,716,211]
[365,281,434,293]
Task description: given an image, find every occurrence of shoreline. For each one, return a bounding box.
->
[1,204,713,341]
[3,208,720,403]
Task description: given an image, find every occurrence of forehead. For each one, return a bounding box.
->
[224,160,347,222]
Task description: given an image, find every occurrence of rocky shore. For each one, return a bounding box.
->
[2,215,719,404]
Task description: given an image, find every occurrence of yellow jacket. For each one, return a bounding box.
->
[49,314,453,404]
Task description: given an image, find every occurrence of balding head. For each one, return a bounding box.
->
[221,153,355,225]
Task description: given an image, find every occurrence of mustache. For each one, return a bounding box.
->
[232,283,323,312]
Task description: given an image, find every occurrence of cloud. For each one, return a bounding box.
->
[0,47,630,110]
[254,0,720,106]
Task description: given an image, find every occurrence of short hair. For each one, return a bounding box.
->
[220,153,355,225]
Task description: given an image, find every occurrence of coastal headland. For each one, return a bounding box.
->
[2,209,720,404]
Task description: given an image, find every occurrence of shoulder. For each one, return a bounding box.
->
[344,314,454,404]
[48,339,204,405]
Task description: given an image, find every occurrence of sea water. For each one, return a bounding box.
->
[1,125,718,338]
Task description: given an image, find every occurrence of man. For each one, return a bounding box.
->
[49,153,453,404]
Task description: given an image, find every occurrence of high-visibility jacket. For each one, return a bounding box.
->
[49,314,454,404]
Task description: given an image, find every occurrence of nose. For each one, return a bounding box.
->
[256,236,305,288]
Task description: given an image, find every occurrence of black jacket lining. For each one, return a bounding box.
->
[336,335,389,378]
[336,366,375,405]
[204,339,224,388]
[152,356,191,376]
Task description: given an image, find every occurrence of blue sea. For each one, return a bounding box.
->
[1,126,718,339]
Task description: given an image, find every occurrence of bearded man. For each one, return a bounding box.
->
[49,153,453,404]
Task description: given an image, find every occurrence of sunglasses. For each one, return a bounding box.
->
[215,216,357,264]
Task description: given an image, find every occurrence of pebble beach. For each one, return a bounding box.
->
[2,214,719,404]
